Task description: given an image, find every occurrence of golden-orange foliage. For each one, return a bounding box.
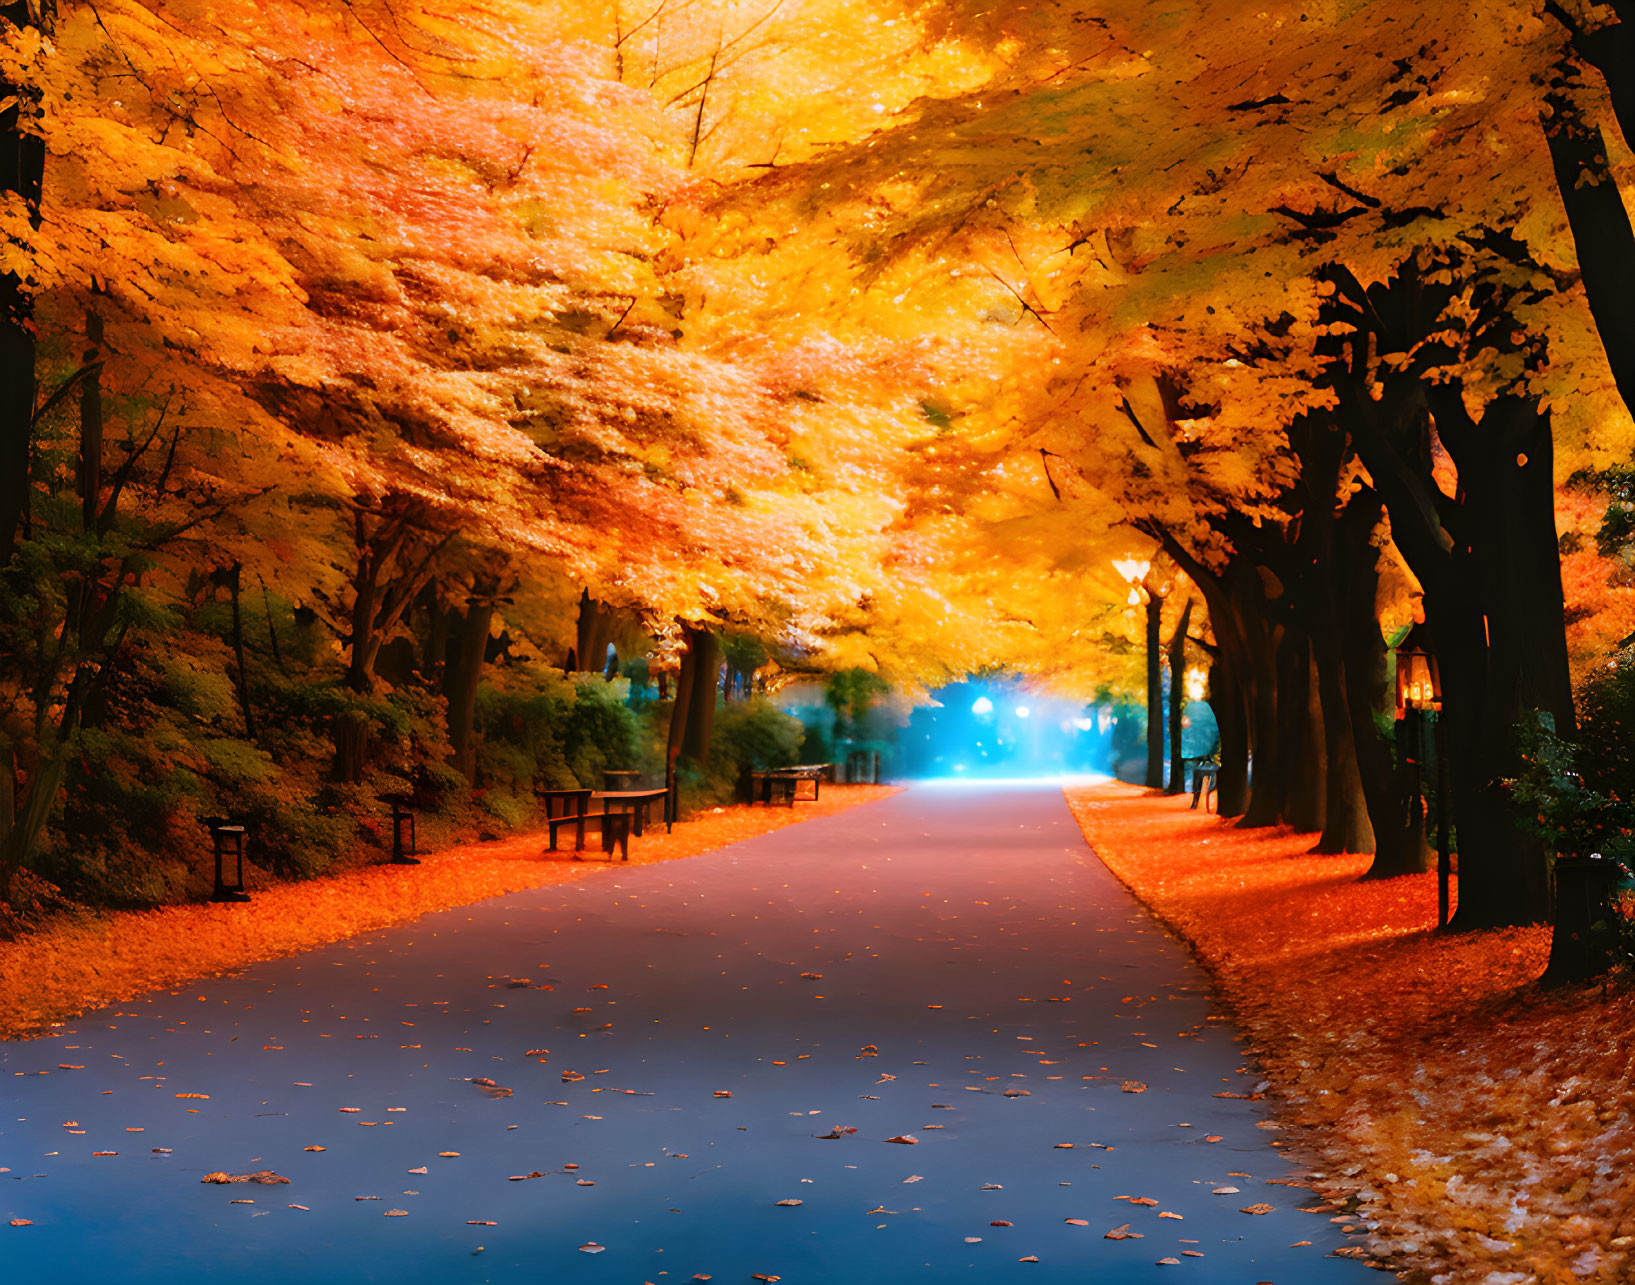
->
[1064,782,1635,1285]
[0,786,897,1042]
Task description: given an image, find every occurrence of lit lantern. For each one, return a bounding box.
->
[1394,625,1442,718]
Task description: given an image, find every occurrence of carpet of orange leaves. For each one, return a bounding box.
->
[0,785,898,1043]
[1064,781,1635,1285]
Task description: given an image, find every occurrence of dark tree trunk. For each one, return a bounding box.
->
[574,589,613,675]
[77,309,103,533]
[1431,397,1572,928]
[1145,593,1163,789]
[1206,658,1249,817]
[1279,628,1326,834]
[1233,565,1285,829]
[1166,599,1194,795]
[226,562,255,739]
[1309,622,1373,855]
[332,512,445,781]
[0,0,44,567]
[1150,533,1250,817]
[444,580,497,784]
[681,630,720,766]
[1286,411,1376,856]
[1542,58,1635,416]
[1337,508,1428,877]
[1346,363,1569,921]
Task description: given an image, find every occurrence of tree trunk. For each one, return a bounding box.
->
[1206,658,1249,817]
[1348,377,1569,918]
[444,580,497,784]
[1435,403,1570,926]
[681,629,720,766]
[1145,593,1164,789]
[574,589,612,675]
[0,0,44,567]
[1279,628,1326,834]
[1233,565,1285,829]
[1166,599,1194,796]
[332,514,444,782]
[1309,621,1373,855]
[1542,65,1635,416]
[226,562,255,739]
[78,309,103,533]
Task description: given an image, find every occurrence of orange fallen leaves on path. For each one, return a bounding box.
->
[0,786,897,1041]
[1065,781,1635,1285]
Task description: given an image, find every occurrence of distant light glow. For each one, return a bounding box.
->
[971,696,994,714]
[1014,705,1030,719]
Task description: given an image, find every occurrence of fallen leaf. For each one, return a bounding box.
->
[1127,1197,1158,1207]
[1156,1257,1182,1266]
[1104,1225,1144,1241]
[467,1221,497,1226]
[408,1167,427,1175]
[202,1171,288,1185]
[775,1199,803,1206]
[303,1146,325,1152]
[883,1135,918,1145]
[991,1220,1013,1227]
[1003,1088,1031,1097]
[10,1220,33,1227]
[1018,1256,1039,1263]
[1159,1211,1183,1220]
[1212,1187,1241,1195]
[1240,1204,1276,1215]
[713,1090,732,1098]
[438,1152,460,1158]
[1121,1081,1147,1094]
[384,1209,408,1217]
[1065,1218,1089,1227]
[175,1093,209,1100]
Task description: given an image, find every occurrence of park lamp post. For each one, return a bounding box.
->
[1114,558,1170,790]
[1395,626,1449,926]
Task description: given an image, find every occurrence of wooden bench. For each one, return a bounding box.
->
[592,788,671,837]
[749,771,801,807]
[749,764,831,806]
[540,787,594,852]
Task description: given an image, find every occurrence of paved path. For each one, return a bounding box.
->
[3,785,1376,1283]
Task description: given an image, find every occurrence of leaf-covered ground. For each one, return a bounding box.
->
[1064,781,1635,1285]
[0,786,898,1042]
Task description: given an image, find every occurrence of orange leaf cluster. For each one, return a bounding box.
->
[1064,782,1635,1285]
[0,786,897,1042]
